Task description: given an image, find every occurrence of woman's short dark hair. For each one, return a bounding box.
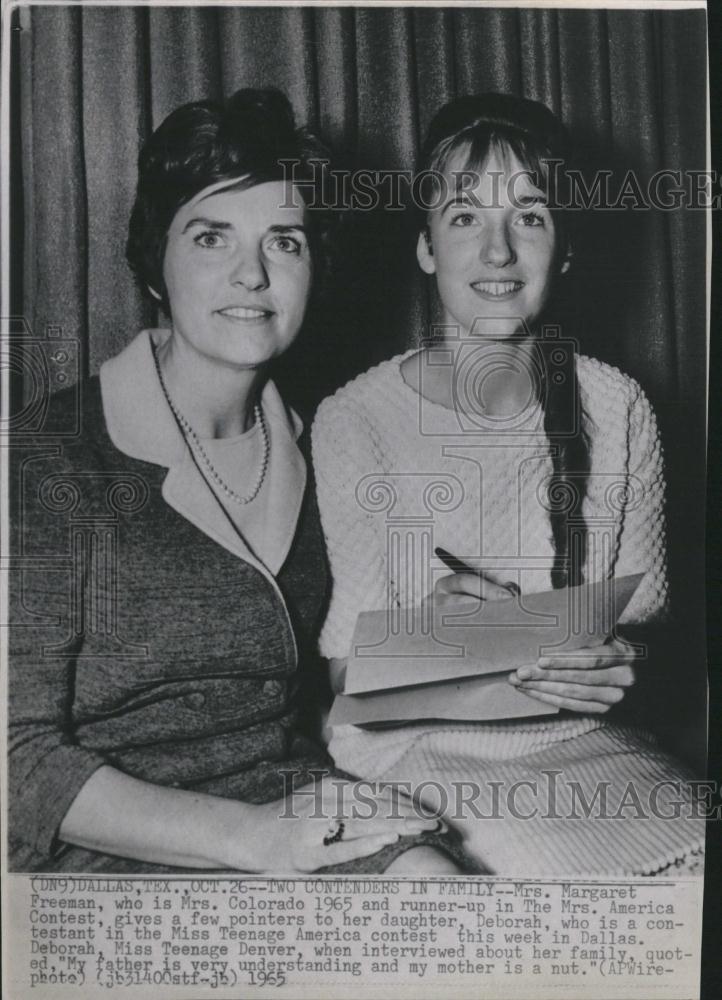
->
[126,88,334,313]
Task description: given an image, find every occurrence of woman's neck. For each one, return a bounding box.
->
[401,337,539,418]
[155,334,265,439]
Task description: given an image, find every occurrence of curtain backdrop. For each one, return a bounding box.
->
[13,4,708,764]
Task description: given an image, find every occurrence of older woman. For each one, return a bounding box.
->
[8,88,460,874]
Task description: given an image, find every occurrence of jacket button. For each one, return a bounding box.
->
[184,692,206,709]
[263,680,282,698]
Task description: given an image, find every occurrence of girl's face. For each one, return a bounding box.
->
[417,144,559,341]
[161,178,312,370]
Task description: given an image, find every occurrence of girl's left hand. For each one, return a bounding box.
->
[508,636,638,714]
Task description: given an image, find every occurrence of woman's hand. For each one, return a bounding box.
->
[508,636,638,714]
[234,775,441,873]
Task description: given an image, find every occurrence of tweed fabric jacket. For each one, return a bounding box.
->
[9,331,465,874]
[8,382,333,871]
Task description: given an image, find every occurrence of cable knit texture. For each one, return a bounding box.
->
[311,351,703,875]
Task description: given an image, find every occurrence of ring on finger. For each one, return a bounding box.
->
[323,819,346,847]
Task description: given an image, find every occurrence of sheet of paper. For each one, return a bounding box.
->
[328,671,559,726]
[343,573,643,695]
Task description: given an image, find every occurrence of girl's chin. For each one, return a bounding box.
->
[465,321,530,339]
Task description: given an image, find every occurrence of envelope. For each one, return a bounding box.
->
[328,672,560,726]
[342,573,643,696]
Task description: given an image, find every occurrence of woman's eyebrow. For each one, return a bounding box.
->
[181,217,233,233]
[267,223,308,236]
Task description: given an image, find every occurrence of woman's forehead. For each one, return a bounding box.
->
[174,177,306,224]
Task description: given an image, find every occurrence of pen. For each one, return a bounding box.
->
[434,546,521,597]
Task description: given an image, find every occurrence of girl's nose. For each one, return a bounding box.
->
[230,246,269,291]
[481,222,516,268]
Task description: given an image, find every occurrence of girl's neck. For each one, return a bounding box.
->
[402,337,539,418]
[155,334,265,439]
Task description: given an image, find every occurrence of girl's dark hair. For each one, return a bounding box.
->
[126,88,335,314]
[419,93,588,589]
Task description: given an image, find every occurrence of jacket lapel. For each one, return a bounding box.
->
[99,329,306,573]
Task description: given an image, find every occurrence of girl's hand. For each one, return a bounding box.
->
[508,636,638,714]
[233,776,441,873]
[426,571,514,609]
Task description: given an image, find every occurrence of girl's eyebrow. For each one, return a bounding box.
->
[181,217,233,234]
[441,193,479,215]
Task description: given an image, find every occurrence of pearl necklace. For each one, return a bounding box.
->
[152,344,270,506]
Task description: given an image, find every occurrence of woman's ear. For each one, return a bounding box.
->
[416,228,436,275]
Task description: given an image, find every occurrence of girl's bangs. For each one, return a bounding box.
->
[438,130,554,202]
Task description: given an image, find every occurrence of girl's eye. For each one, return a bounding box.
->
[450,212,477,227]
[269,234,303,255]
[194,230,227,249]
[518,211,545,227]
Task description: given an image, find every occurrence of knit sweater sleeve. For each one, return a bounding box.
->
[312,390,389,660]
[613,379,669,625]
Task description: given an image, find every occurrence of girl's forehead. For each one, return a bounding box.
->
[440,144,546,202]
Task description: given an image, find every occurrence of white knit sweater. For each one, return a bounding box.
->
[312,351,669,774]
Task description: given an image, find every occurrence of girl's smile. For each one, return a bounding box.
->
[470,279,525,300]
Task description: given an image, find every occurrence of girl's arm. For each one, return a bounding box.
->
[508,379,665,713]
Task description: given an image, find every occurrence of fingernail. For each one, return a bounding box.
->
[406,819,437,832]
[517,666,531,680]
[508,673,520,685]
[381,832,400,845]
[538,657,550,668]
[504,581,521,596]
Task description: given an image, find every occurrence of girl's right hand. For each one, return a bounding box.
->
[426,571,514,609]
[231,776,442,873]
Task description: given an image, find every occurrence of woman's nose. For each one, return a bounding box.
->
[229,247,269,290]
[481,222,515,267]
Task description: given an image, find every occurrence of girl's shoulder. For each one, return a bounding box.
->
[313,350,416,430]
[575,353,648,426]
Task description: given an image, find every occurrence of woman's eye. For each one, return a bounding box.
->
[269,234,303,255]
[194,230,226,249]
[450,212,477,227]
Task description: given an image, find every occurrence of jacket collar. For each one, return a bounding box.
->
[100,328,303,465]
[99,329,306,575]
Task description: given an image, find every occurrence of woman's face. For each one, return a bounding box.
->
[417,144,558,341]
[161,178,312,369]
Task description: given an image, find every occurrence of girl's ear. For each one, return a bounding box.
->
[416,228,436,275]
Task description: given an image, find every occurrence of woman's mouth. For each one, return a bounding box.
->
[217,306,273,322]
[470,280,524,301]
